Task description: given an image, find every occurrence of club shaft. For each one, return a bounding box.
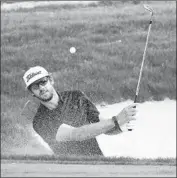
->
[134,19,152,103]
[129,7,153,132]
[21,100,31,115]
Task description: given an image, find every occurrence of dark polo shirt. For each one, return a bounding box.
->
[32,90,103,156]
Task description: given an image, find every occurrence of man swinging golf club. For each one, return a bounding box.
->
[23,66,138,156]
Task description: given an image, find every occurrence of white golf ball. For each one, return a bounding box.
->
[70,47,76,53]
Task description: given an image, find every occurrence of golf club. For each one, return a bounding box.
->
[128,4,154,131]
[134,4,154,103]
[20,100,31,116]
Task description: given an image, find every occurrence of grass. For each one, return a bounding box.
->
[1,1,176,154]
[1,154,176,166]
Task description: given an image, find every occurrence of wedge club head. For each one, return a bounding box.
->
[143,4,154,16]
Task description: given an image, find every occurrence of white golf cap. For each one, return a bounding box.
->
[23,66,50,89]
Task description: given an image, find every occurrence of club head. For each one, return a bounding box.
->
[143,4,154,15]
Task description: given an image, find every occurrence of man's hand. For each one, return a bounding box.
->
[115,103,138,131]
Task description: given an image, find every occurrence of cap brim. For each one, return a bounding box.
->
[25,74,49,89]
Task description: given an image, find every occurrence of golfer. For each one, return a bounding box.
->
[23,66,138,156]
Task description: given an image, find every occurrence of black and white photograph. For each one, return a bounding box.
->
[1,1,176,177]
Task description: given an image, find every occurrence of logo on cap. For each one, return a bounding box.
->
[26,71,41,82]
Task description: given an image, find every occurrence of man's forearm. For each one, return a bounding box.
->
[105,127,122,135]
[73,119,116,141]
[56,119,116,142]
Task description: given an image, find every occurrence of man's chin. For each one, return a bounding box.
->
[38,95,53,102]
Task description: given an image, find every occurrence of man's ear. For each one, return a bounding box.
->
[48,73,54,85]
[27,88,35,97]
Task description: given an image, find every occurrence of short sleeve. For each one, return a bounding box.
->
[78,91,100,124]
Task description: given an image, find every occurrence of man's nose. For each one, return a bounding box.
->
[38,84,45,90]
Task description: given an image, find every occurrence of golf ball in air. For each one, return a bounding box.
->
[70,47,76,53]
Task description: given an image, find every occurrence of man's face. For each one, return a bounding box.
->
[29,76,55,102]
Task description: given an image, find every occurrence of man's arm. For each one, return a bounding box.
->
[56,102,137,142]
[55,118,116,142]
[77,91,122,135]
[104,125,122,135]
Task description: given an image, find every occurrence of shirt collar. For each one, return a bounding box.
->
[57,91,64,104]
